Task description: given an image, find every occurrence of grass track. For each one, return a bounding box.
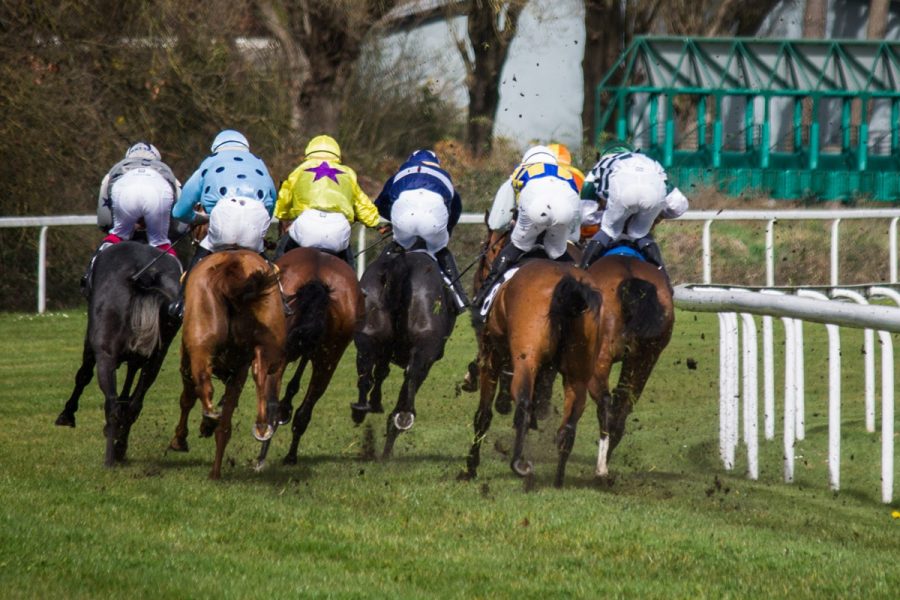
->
[0,310,898,598]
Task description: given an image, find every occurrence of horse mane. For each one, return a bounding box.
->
[207,253,279,306]
[617,278,666,338]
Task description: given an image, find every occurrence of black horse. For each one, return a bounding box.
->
[56,242,182,466]
[351,246,457,457]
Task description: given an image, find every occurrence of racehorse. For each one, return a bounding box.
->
[56,242,182,466]
[255,247,364,468]
[168,249,286,479]
[462,260,601,487]
[585,251,674,477]
[351,244,457,458]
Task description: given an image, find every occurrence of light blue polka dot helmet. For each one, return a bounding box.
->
[210,130,249,153]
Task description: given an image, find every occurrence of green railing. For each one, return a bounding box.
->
[595,37,900,201]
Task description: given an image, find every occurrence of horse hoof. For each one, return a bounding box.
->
[511,458,533,477]
[254,459,267,472]
[456,470,475,482]
[277,404,293,426]
[253,424,274,442]
[370,402,385,414]
[199,415,218,438]
[495,395,512,415]
[168,438,189,453]
[54,413,75,427]
[202,409,221,420]
[393,412,415,431]
[350,402,370,424]
[282,454,297,466]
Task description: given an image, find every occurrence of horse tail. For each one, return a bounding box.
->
[127,292,164,357]
[219,259,279,306]
[383,254,411,322]
[287,281,332,355]
[548,274,601,359]
[618,278,666,339]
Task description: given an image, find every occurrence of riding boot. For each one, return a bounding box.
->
[260,252,294,316]
[579,230,613,269]
[80,241,113,298]
[635,235,671,285]
[167,246,212,321]
[343,247,354,267]
[434,247,470,314]
[473,243,525,312]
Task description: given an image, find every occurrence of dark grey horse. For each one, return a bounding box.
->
[56,242,181,466]
[351,246,457,457]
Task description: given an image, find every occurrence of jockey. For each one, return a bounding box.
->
[81,142,181,297]
[273,135,380,263]
[373,149,469,312]
[579,139,688,276]
[167,129,277,319]
[474,145,581,315]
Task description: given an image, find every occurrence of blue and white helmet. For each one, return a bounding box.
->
[407,149,439,165]
[125,142,160,161]
[211,129,250,153]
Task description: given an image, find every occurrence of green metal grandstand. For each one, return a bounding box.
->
[594,36,900,201]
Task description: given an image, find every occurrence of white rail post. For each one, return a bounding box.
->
[702,220,713,284]
[832,289,876,432]
[781,317,796,483]
[740,312,759,480]
[830,218,841,287]
[793,317,805,440]
[356,225,366,279]
[797,289,842,491]
[718,312,731,469]
[868,286,898,504]
[726,312,740,466]
[762,222,777,442]
[38,225,48,314]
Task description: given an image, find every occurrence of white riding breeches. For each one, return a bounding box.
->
[110,168,174,247]
[600,163,668,241]
[390,189,450,255]
[288,208,352,253]
[201,196,271,252]
[510,176,579,259]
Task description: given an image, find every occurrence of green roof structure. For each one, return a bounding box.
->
[594,36,900,201]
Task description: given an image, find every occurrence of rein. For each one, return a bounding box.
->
[352,231,393,259]
[128,228,192,283]
[449,229,509,287]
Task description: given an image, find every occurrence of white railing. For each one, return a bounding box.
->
[675,284,898,503]
[4,209,900,312]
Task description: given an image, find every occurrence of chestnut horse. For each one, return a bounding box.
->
[463,260,602,487]
[56,242,181,465]
[168,249,286,479]
[586,253,674,477]
[255,247,364,468]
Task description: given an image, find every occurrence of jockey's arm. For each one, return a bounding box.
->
[97,173,112,232]
[660,185,688,219]
[487,179,516,231]
[274,166,301,223]
[448,190,462,233]
[352,179,381,228]
[172,169,203,224]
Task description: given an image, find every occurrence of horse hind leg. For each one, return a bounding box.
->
[169,353,199,452]
[56,339,95,427]
[383,347,437,459]
[461,350,501,481]
[351,334,388,424]
[607,352,660,460]
[554,381,588,488]
[278,358,307,425]
[94,352,122,467]
[509,365,537,478]
[210,366,248,480]
[283,358,340,466]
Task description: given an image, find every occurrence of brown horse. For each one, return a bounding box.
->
[168,249,286,479]
[255,247,364,468]
[585,255,674,477]
[463,260,602,487]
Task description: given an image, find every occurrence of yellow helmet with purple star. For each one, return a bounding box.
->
[305,135,341,162]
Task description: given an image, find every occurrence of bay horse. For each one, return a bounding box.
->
[351,245,457,458]
[168,249,286,479]
[462,260,601,487]
[56,242,182,466]
[255,247,364,468]
[585,252,674,477]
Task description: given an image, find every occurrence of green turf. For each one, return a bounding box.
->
[0,310,898,598]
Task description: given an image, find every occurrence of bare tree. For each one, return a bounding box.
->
[257,0,401,136]
[455,0,526,156]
